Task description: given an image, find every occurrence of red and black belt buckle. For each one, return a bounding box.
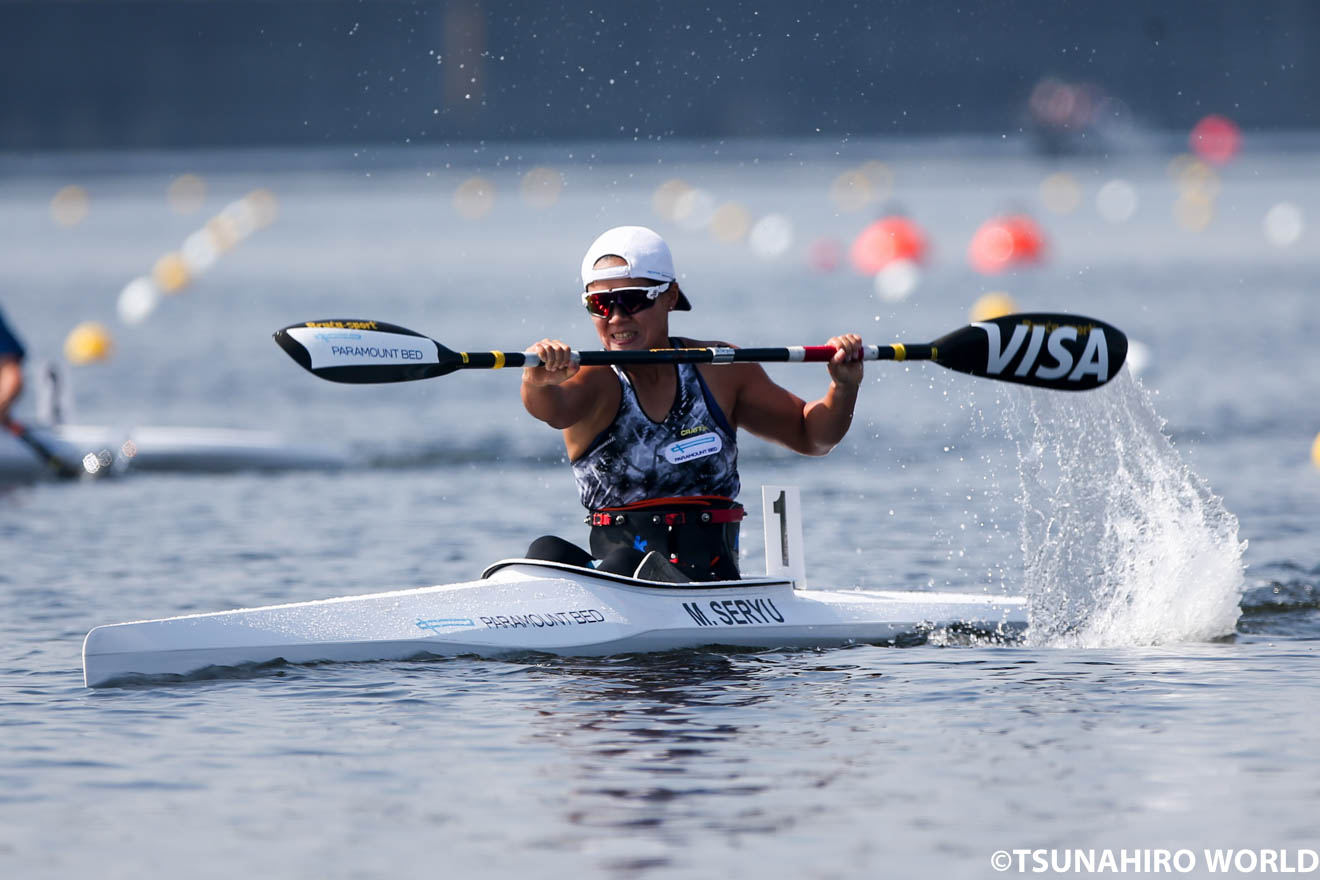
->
[590,512,613,526]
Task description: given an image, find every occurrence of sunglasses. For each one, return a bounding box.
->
[583,282,670,318]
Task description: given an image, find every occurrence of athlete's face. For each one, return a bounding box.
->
[585,259,677,351]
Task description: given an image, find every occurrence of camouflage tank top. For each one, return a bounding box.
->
[571,359,740,510]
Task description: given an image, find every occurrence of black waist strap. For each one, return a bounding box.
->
[586,500,743,581]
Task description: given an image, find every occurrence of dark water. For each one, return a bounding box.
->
[2,140,1318,878]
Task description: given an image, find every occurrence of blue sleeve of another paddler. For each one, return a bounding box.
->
[0,308,26,361]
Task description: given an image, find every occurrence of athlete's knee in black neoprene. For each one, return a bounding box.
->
[526,535,593,568]
[597,547,647,577]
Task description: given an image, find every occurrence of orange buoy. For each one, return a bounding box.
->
[849,216,927,275]
[1189,115,1241,165]
[968,214,1045,274]
[1004,215,1044,264]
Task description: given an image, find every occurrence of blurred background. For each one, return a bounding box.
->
[1,0,1317,520]
[3,0,1318,149]
[3,10,1319,872]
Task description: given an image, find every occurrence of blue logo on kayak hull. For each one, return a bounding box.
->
[415,618,476,634]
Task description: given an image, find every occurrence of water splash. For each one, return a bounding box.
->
[1004,371,1245,647]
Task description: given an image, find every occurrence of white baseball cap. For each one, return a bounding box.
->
[580,225,692,310]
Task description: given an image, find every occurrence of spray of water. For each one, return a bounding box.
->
[1005,370,1245,647]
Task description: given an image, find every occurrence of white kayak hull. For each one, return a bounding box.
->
[82,560,1028,687]
[0,423,352,478]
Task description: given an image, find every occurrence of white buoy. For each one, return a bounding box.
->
[181,229,220,274]
[1096,179,1139,224]
[1263,202,1304,248]
[673,188,715,231]
[117,277,161,325]
[873,259,921,303]
[220,199,258,240]
[748,214,794,259]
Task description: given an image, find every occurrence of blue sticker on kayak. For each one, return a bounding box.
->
[415,618,477,634]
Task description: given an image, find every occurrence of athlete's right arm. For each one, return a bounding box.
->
[521,339,605,430]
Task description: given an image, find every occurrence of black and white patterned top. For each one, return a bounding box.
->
[571,358,740,510]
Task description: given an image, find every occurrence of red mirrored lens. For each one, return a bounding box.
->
[584,288,656,317]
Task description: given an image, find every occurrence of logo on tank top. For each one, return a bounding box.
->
[663,432,723,464]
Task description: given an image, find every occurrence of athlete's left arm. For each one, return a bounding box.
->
[733,334,863,457]
[0,356,22,423]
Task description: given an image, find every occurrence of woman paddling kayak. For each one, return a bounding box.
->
[521,225,864,582]
[0,306,26,425]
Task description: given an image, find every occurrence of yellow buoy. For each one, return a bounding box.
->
[970,292,1019,323]
[710,202,751,243]
[454,177,495,220]
[152,252,192,294]
[50,185,90,228]
[206,214,241,253]
[64,322,113,365]
[828,169,872,213]
[1176,159,1220,198]
[1312,431,1320,470]
[167,174,207,215]
[858,161,895,201]
[245,188,279,228]
[1174,190,1215,231]
[651,178,692,222]
[519,167,563,209]
[1039,172,1081,215]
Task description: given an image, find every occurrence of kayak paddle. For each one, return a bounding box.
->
[274,312,1128,392]
[4,418,84,479]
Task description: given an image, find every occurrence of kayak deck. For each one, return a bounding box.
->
[82,559,1028,687]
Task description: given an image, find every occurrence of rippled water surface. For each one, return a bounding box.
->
[2,140,1319,878]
